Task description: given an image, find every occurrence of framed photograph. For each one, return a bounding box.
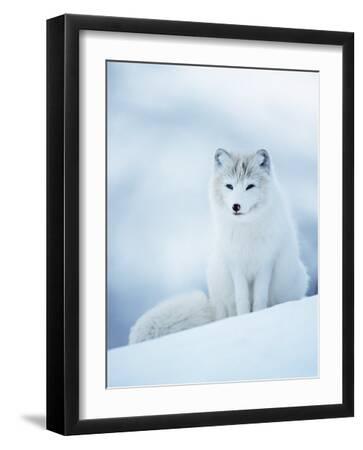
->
[47,14,354,435]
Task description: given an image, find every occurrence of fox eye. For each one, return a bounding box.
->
[225,184,233,190]
[246,184,255,191]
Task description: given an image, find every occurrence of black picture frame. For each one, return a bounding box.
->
[47,13,354,435]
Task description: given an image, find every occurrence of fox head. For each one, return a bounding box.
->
[210,148,274,221]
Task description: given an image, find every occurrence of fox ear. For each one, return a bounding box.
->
[256,149,270,174]
[215,148,233,169]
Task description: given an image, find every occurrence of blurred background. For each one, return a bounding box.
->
[107,61,318,349]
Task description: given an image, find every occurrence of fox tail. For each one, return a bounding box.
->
[129,290,215,345]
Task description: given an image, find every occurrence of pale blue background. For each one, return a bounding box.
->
[107,61,319,349]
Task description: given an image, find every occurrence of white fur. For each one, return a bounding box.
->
[208,149,308,318]
[129,291,214,344]
[128,149,308,344]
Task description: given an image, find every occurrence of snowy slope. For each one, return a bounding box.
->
[108,296,318,388]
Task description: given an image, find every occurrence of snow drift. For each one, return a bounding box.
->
[108,296,318,388]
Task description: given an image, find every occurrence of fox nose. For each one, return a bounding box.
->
[232,203,241,212]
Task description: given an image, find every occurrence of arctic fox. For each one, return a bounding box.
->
[129,148,308,344]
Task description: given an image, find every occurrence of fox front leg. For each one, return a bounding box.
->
[233,273,250,315]
[252,265,272,312]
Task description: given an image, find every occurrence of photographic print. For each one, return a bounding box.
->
[47,14,354,435]
[47,15,353,434]
[106,61,319,388]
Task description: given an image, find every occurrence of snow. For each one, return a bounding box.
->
[107,296,318,388]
